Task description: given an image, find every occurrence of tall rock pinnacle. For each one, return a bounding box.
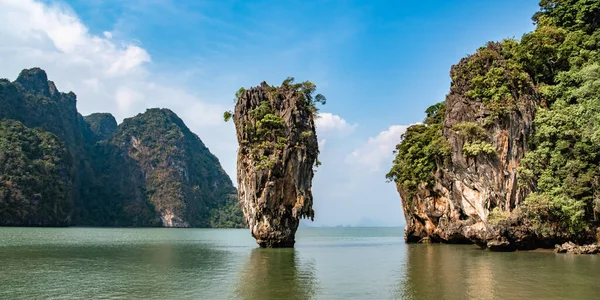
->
[227,78,325,248]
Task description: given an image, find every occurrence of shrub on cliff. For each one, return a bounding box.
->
[225,77,325,169]
[389,0,600,238]
[228,77,324,247]
[1,68,243,228]
[386,102,450,200]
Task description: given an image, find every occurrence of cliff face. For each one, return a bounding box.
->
[83,113,117,140]
[111,108,243,228]
[0,68,243,228]
[0,68,88,225]
[393,0,600,251]
[231,79,323,247]
[399,43,538,249]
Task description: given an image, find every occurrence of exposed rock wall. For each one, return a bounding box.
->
[83,113,117,140]
[400,43,539,249]
[112,108,242,228]
[0,68,244,228]
[233,81,319,247]
[1,68,88,225]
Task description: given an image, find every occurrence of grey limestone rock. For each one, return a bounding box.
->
[232,80,321,247]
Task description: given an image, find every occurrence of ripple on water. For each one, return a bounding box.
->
[1,227,599,300]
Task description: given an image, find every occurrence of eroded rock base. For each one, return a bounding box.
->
[232,80,321,249]
[257,240,295,248]
[555,242,600,255]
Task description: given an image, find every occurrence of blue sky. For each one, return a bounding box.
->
[66,0,540,128]
[0,0,540,226]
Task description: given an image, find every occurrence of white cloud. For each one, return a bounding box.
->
[315,112,356,134]
[0,0,150,74]
[311,123,409,227]
[82,77,100,91]
[0,0,227,120]
[106,45,151,76]
[345,125,413,172]
[115,87,143,113]
[0,0,406,227]
[0,0,237,179]
[318,139,327,149]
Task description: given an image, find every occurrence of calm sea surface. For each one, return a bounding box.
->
[0,227,599,300]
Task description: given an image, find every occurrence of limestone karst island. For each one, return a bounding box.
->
[227,79,324,248]
[1,0,600,299]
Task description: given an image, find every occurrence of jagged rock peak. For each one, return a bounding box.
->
[131,108,189,130]
[230,77,325,248]
[1,67,243,228]
[48,81,58,96]
[115,107,241,228]
[84,113,118,140]
[15,67,52,97]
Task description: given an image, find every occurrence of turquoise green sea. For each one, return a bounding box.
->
[1,227,599,299]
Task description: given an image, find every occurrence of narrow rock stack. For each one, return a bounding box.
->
[229,78,324,247]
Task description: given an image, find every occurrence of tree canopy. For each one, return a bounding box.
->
[389,0,600,235]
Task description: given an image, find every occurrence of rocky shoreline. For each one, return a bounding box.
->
[389,0,600,253]
[407,220,600,254]
[554,242,600,255]
[405,213,600,254]
[412,235,600,255]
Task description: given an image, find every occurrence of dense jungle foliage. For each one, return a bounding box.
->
[388,0,600,235]
[0,120,72,226]
[0,68,244,228]
[113,108,244,228]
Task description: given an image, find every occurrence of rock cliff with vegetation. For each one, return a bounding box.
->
[0,68,244,228]
[226,78,324,247]
[0,120,72,226]
[84,113,117,140]
[388,0,600,251]
[111,108,243,227]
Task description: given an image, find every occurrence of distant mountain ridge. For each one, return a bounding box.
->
[0,68,245,228]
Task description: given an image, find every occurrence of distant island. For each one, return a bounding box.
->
[387,1,600,254]
[0,68,244,228]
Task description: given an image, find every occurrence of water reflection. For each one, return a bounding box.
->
[235,248,318,300]
[398,244,600,300]
[3,228,600,299]
[0,242,235,299]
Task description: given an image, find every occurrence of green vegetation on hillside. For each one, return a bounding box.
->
[386,103,450,201]
[519,0,600,235]
[389,0,600,235]
[83,113,117,140]
[0,120,72,226]
[1,68,91,225]
[113,108,244,228]
[0,69,244,228]
[226,77,325,170]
